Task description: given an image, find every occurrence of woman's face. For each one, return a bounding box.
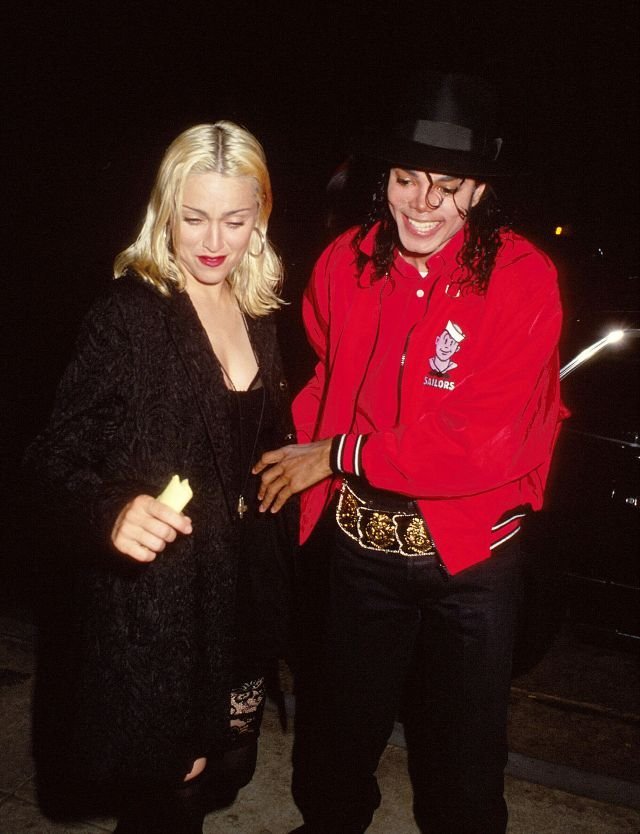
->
[387,167,485,269]
[174,171,259,291]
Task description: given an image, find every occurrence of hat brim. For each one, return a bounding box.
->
[354,133,519,178]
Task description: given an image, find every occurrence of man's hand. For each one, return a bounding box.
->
[253,439,332,513]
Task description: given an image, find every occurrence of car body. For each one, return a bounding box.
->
[515,246,639,670]
[548,312,638,636]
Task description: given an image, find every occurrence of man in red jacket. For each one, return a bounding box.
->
[254,72,563,833]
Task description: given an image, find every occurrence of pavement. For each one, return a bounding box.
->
[1,607,639,834]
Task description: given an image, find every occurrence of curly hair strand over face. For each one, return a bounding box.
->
[114,121,284,317]
[352,169,509,295]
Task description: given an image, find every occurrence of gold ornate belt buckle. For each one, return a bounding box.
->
[336,482,436,557]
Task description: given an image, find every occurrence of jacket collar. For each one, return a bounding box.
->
[163,289,238,520]
[357,222,466,286]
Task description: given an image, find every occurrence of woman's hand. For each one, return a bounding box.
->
[110,495,193,562]
[253,439,332,513]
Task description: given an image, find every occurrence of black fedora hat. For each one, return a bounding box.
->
[355,72,515,178]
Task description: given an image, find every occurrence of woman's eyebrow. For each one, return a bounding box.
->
[181,204,208,216]
[181,205,254,217]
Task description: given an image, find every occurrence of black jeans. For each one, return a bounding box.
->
[291,504,523,834]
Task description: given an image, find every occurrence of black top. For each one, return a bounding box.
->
[228,383,292,683]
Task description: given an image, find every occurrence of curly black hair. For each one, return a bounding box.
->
[351,169,510,295]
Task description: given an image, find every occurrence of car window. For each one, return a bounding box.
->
[560,317,639,444]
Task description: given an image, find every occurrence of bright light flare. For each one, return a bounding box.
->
[606,329,624,344]
[560,329,626,380]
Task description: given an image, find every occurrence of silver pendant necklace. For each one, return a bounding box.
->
[234,385,265,519]
[216,313,266,519]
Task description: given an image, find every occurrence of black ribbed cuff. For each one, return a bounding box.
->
[329,434,346,474]
[329,433,366,476]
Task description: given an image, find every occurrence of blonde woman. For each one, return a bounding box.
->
[24,122,297,833]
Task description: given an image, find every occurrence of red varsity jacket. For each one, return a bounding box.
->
[293,223,564,574]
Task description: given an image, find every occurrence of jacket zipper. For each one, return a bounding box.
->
[396,275,441,424]
[395,274,450,577]
[397,326,417,425]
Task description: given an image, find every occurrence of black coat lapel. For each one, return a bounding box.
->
[246,314,276,390]
[245,313,293,442]
[165,290,236,521]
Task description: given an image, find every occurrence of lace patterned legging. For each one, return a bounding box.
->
[229,676,266,744]
[203,675,266,805]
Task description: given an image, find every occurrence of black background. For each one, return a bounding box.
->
[4,1,639,567]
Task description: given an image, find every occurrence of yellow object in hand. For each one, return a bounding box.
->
[156,475,193,512]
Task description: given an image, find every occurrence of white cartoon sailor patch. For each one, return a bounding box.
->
[424,320,465,391]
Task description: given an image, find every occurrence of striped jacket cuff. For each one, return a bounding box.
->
[330,434,366,477]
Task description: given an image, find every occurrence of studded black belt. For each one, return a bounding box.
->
[335,480,436,557]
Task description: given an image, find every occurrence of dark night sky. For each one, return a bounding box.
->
[5,0,640,456]
[11,3,639,244]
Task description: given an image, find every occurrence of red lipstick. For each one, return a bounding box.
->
[198,255,226,268]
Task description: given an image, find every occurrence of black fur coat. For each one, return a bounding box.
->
[23,274,297,795]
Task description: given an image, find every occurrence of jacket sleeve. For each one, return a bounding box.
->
[291,241,334,444]
[22,292,146,550]
[336,250,564,498]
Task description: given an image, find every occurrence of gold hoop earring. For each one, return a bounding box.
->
[248,227,266,257]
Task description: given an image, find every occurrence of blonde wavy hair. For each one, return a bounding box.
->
[114,121,284,316]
